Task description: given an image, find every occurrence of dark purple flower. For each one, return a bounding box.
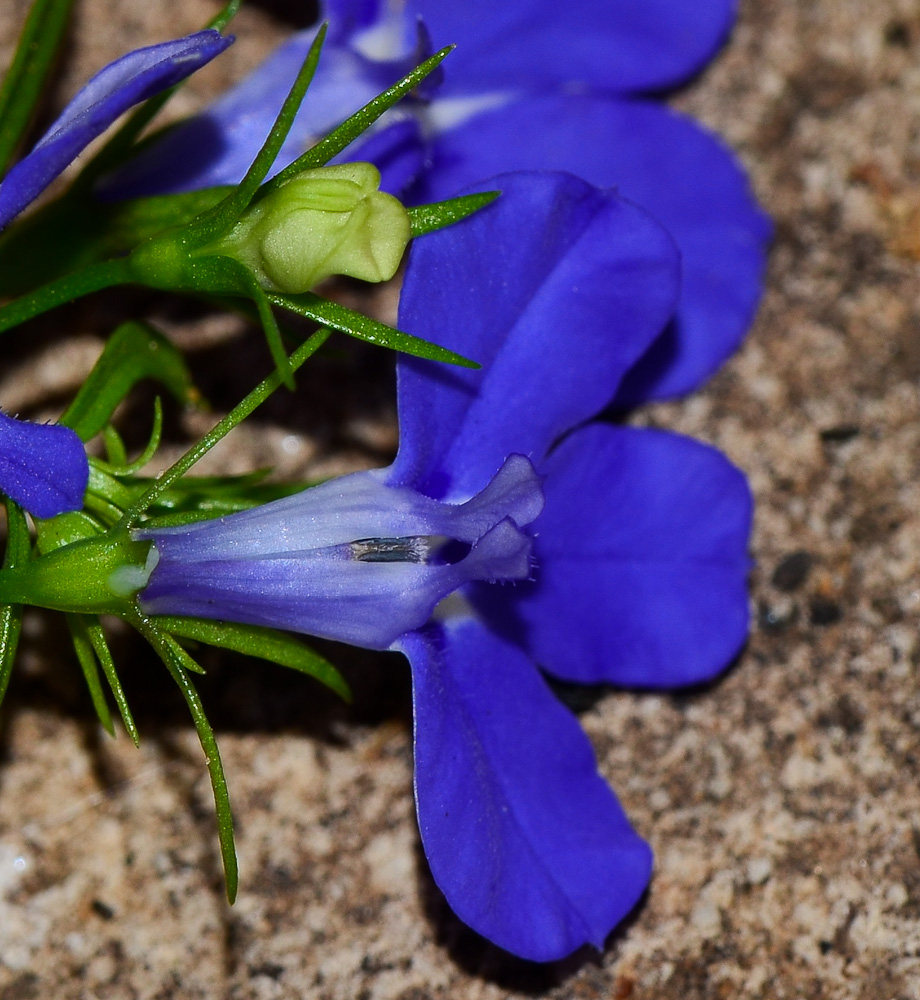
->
[0,412,87,518]
[135,172,752,960]
[103,0,770,403]
[0,29,232,231]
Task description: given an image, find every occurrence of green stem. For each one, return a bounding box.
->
[0,258,132,333]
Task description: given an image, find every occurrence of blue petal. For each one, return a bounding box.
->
[0,30,232,230]
[477,425,752,687]
[102,23,426,198]
[405,0,736,95]
[413,95,771,402]
[0,413,88,518]
[397,619,652,961]
[389,171,680,501]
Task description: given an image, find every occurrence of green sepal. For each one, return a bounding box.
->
[103,425,128,468]
[118,328,332,530]
[184,26,329,245]
[83,467,136,524]
[0,0,75,174]
[68,613,116,736]
[270,291,479,368]
[88,471,299,525]
[132,613,238,903]
[68,613,139,744]
[96,397,164,476]
[0,500,30,711]
[135,473,299,521]
[160,617,350,702]
[407,191,501,237]
[259,45,454,197]
[61,321,195,442]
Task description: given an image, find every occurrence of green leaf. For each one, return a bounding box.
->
[0,500,30,711]
[270,291,479,368]
[0,0,75,175]
[60,321,195,442]
[260,45,454,197]
[408,191,500,237]
[160,617,350,702]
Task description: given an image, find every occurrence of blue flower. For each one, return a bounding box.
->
[0,29,233,231]
[0,411,87,518]
[134,172,752,961]
[103,0,771,404]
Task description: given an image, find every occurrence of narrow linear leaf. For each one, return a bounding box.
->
[271,292,479,369]
[161,617,350,702]
[408,191,500,237]
[62,321,195,441]
[0,0,75,174]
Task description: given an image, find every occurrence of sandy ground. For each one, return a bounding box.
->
[2,0,920,997]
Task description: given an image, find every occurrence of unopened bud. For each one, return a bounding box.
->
[210,163,411,293]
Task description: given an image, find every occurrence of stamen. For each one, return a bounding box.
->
[350,536,430,563]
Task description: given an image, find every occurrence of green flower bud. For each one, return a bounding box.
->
[208,163,411,293]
